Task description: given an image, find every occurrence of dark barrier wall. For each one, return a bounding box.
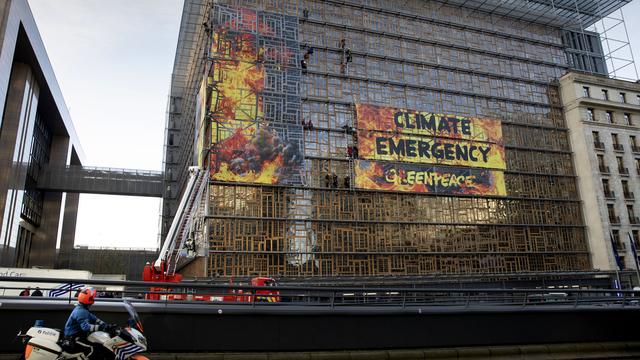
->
[1,302,640,353]
[56,248,158,280]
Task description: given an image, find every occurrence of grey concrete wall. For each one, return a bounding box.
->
[59,192,79,254]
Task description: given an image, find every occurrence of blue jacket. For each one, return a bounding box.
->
[64,304,104,337]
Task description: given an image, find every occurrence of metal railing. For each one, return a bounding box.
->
[1,276,640,310]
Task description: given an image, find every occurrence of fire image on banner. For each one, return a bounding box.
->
[355,160,506,196]
[208,10,303,184]
[354,104,506,196]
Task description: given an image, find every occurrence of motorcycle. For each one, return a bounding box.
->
[17,300,149,360]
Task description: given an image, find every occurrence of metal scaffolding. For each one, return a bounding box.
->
[165,0,636,279]
[588,8,639,81]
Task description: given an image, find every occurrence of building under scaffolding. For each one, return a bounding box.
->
[162,0,634,279]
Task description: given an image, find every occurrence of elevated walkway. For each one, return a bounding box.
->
[37,165,164,197]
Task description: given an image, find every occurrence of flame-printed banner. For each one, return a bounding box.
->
[355,103,503,144]
[354,160,506,196]
[208,6,303,185]
[357,130,506,170]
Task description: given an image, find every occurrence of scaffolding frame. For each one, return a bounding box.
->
[588,8,638,81]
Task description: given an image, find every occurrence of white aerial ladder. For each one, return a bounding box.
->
[145,166,208,281]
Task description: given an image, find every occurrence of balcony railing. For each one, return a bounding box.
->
[624,191,635,200]
[619,167,629,175]
[610,215,620,224]
[615,242,627,251]
[604,190,615,199]
[630,216,640,225]
[632,145,640,153]
[613,144,624,152]
[600,165,610,173]
[594,141,605,150]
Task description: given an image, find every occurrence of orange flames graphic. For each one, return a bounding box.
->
[209,19,294,184]
[211,126,297,184]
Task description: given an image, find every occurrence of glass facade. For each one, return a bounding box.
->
[183,0,593,277]
[21,113,51,226]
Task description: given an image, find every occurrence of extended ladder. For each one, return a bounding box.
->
[155,166,208,276]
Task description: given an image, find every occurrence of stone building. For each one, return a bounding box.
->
[560,71,640,270]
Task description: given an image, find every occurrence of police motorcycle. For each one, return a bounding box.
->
[17,301,149,360]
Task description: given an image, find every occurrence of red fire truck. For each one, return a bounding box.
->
[142,167,280,303]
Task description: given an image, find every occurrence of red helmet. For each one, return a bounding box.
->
[78,287,96,306]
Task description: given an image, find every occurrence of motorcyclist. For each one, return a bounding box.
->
[62,287,111,354]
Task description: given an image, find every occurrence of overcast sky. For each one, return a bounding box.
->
[26,0,640,250]
[28,0,182,249]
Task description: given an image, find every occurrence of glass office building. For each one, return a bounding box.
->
[163,0,631,278]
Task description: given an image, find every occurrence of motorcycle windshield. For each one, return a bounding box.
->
[123,300,143,331]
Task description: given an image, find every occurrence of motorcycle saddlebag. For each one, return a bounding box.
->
[25,337,62,360]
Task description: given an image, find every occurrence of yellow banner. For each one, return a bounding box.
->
[354,160,506,196]
[357,130,506,170]
[356,103,502,144]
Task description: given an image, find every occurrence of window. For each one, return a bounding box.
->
[613,230,621,248]
[583,86,590,97]
[637,94,640,105]
[622,180,630,195]
[612,133,623,151]
[624,113,631,125]
[633,230,639,247]
[603,179,612,196]
[608,204,618,222]
[631,136,638,150]
[606,111,613,123]
[628,205,636,223]
[617,156,625,169]
[620,92,627,103]
[636,158,640,174]
[587,108,594,121]
[598,154,606,171]
[602,89,609,100]
[622,179,633,199]
[594,131,604,148]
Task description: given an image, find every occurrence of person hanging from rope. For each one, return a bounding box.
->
[301,46,313,70]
